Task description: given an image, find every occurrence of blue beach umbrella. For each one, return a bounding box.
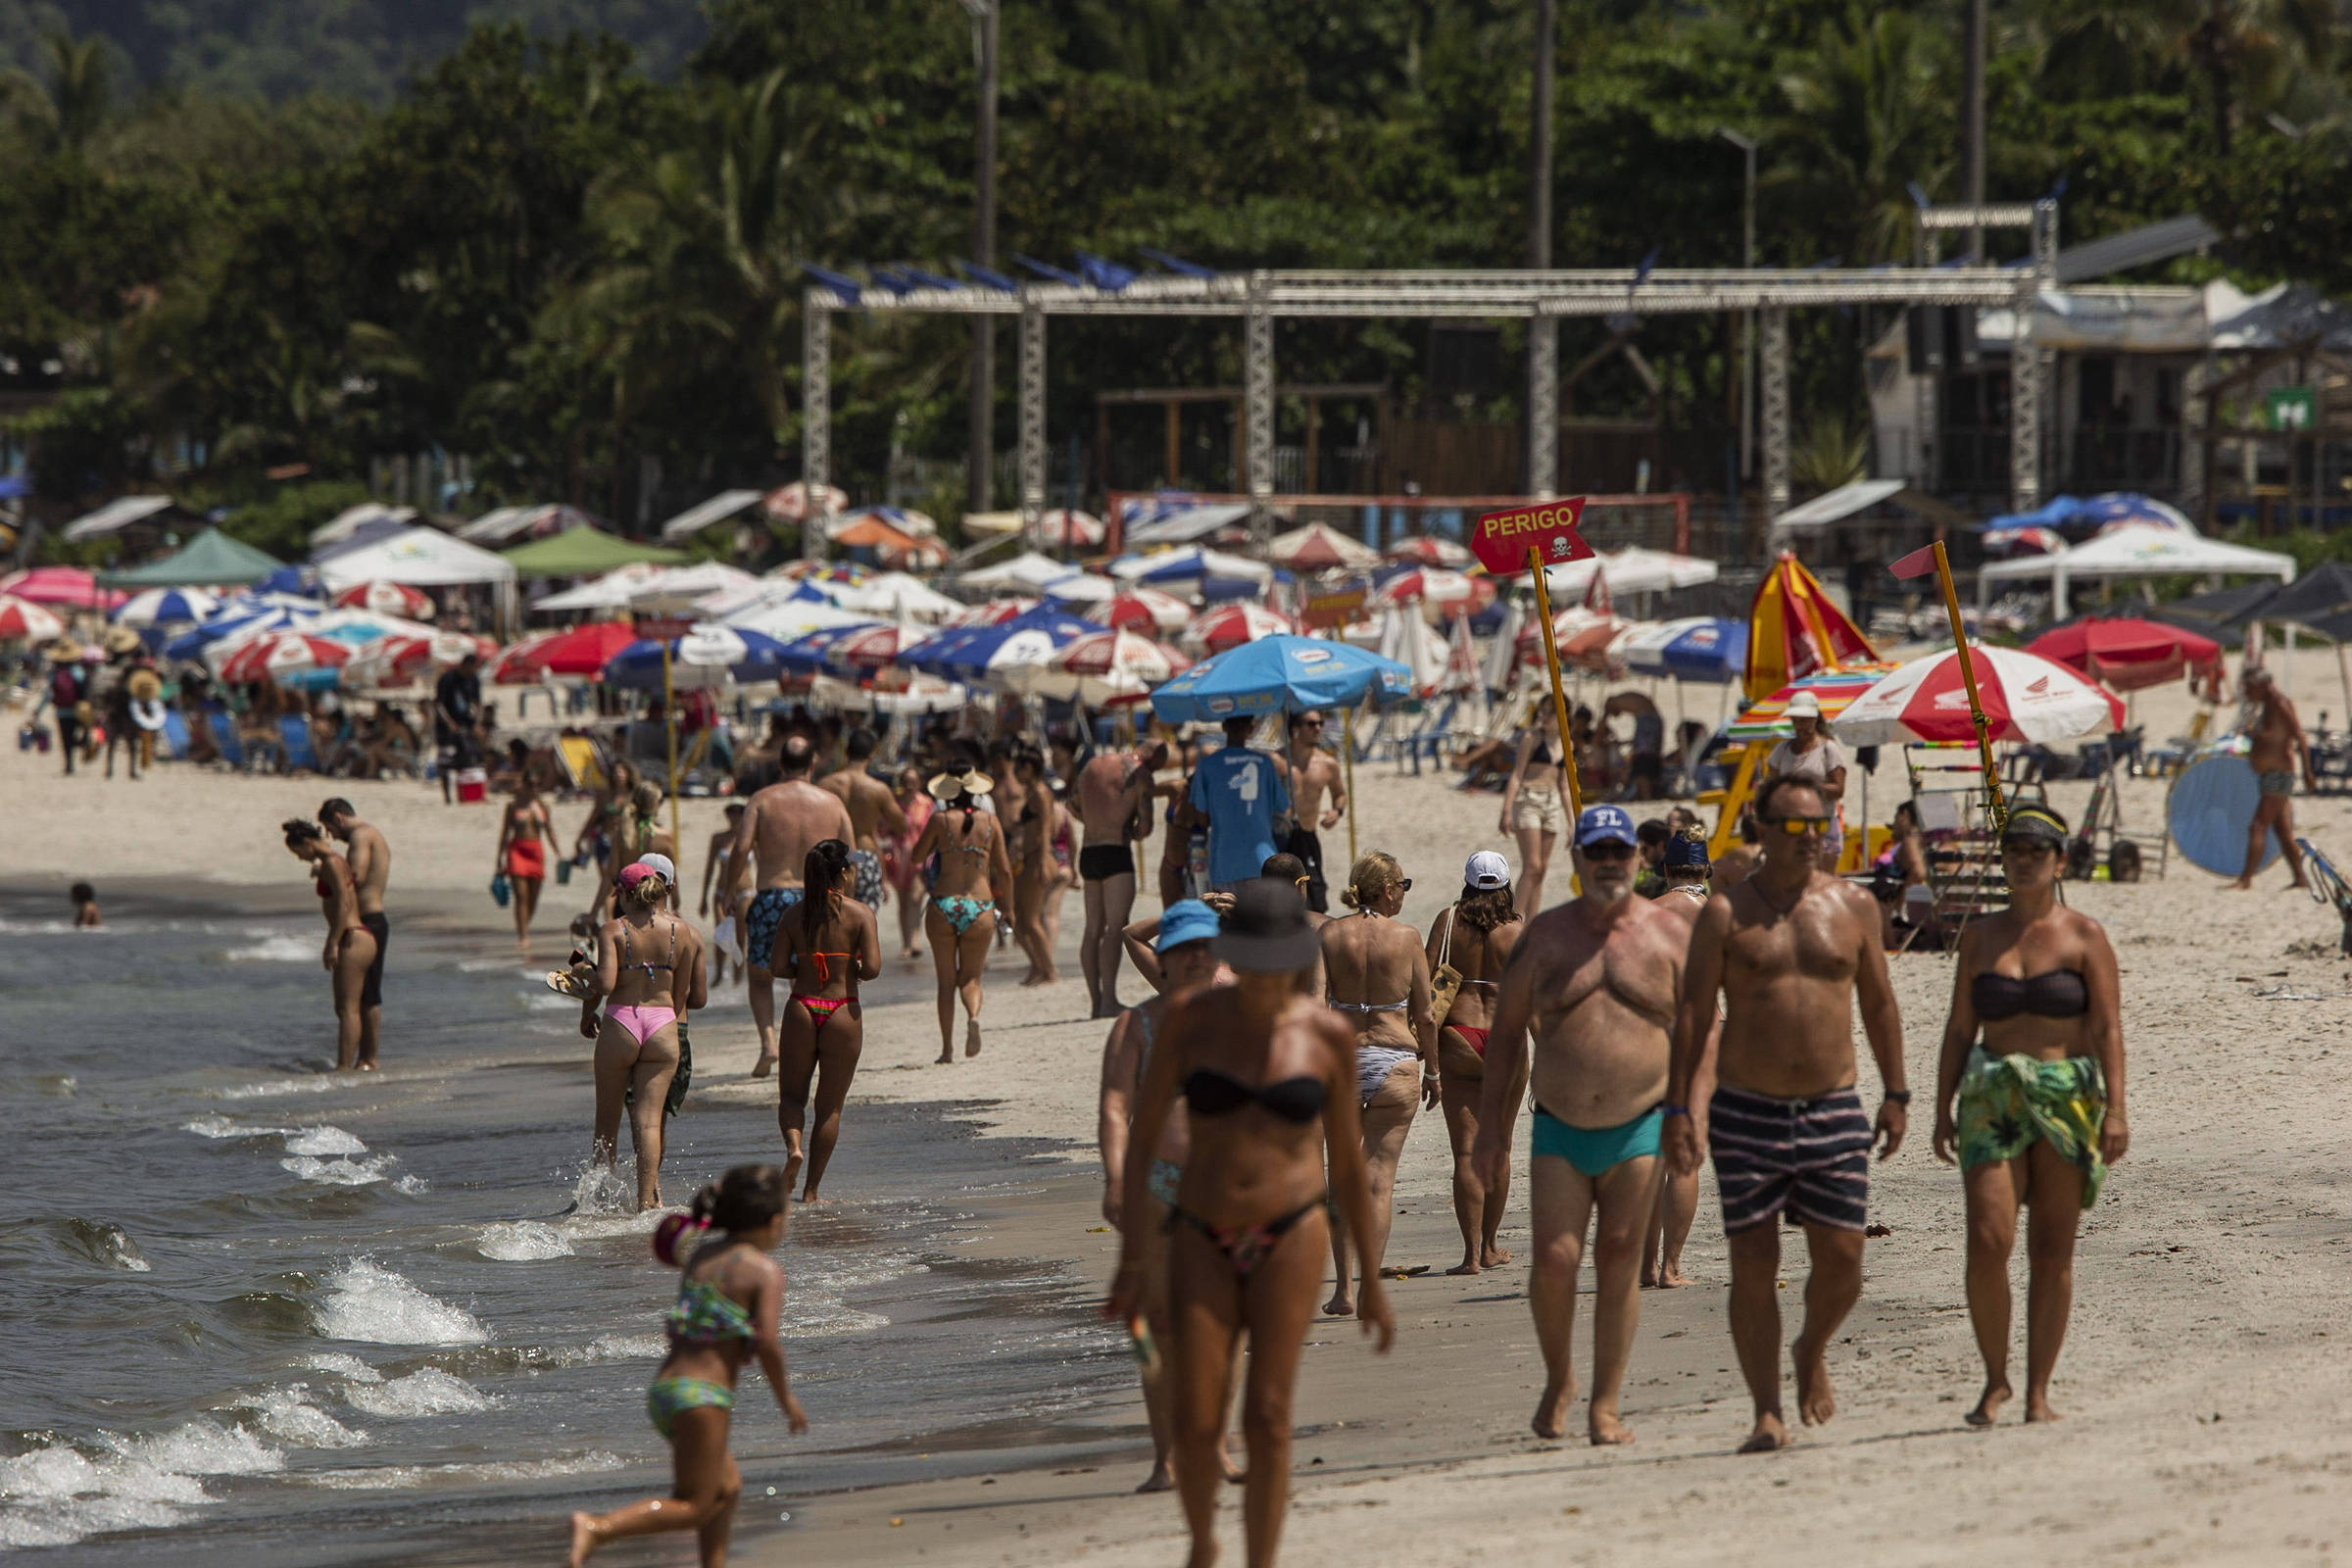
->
[917,606,1095,682]
[1618,616,1749,684]
[605,624,793,691]
[776,621,876,674]
[1150,633,1411,722]
[112,587,220,627]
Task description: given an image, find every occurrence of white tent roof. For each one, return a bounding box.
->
[1769,479,1907,533]
[960,551,1094,593]
[1122,502,1252,546]
[1979,523,2294,615]
[659,489,765,542]
[830,571,966,621]
[530,563,667,612]
[629,563,760,613]
[315,527,517,590]
[311,503,416,547]
[455,504,594,544]
[724,600,877,640]
[1543,547,1718,598]
[63,495,175,542]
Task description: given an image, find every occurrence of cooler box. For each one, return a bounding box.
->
[455,766,488,804]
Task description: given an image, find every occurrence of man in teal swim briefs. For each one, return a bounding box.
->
[1472,803,1683,1446]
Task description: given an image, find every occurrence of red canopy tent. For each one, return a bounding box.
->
[2025,616,2221,693]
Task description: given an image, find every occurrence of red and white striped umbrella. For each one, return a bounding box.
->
[1515,609,1633,673]
[332,581,436,619]
[219,630,354,684]
[1372,566,1491,610]
[1054,628,1188,682]
[826,622,921,671]
[1180,601,1292,655]
[1086,586,1191,633]
[1835,645,2125,745]
[950,596,1039,627]
[347,631,496,687]
[0,594,67,642]
[1384,535,1472,567]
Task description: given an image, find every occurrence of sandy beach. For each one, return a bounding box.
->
[11,661,2352,1566]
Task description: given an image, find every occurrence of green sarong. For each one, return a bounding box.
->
[1955,1047,2108,1208]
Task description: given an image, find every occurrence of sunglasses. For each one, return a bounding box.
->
[1298,718,1325,728]
[1582,841,1638,860]
[2000,836,2060,855]
[1763,815,1833,835]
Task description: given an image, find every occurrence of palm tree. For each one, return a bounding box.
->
[551,70,872,454]
[2032,0,2337,156]
[1,28,116,154]
[1775,3,1955,264]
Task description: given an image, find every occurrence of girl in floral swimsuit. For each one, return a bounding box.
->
[567,1164,808,1568]
[771,839,882,1204]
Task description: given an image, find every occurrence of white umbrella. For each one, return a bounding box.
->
[829,571,964,621]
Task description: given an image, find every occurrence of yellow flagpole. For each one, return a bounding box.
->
[1343,705,1358,867]
[1527,544,1584,818]
[1930,540,2006,830]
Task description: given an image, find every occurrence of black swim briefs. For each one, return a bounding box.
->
[359,911,389,1010]
[1079,844,1136,881]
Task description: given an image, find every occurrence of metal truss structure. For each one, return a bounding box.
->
[800,238,2058,555]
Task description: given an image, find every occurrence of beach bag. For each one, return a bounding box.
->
[489,873,511,907]
[1429,907,1465,1022]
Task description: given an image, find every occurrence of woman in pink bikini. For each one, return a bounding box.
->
[769,838,881,1204]
[1424,851,1525,1276]
[592,858,708,1212]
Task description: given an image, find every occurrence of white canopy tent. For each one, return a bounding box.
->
[1542,546,1719,599]
[1978,523,2294,615]
[316,527,516,590]
[829,571,966,621]
[530,563,668,612]
[657,489,764,543]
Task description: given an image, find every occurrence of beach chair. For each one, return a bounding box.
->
[278,715,324,774]
[2142,708,2212,778]
[556,733,608,794]
[207,710,248,769]
[159,710,192,760]
[2297,838,2352,956]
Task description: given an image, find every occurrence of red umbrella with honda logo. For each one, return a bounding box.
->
[1834,646,2124,745]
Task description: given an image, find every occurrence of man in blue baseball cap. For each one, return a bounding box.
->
[1095,897,1234,1493]
[1471,801,1687,1445]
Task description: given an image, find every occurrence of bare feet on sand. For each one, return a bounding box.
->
[2025,1394,2062,1423]
[567,1510,599,1567]
[1221,1451,1245,1484]
[752,1053,776,1078]
[1532,1378,1575,1440]
[1739,1411,1792,1453]
[781,1150,805,1197]
[1136,1463,1175,1494]
[965,1019,983,1057]
[1448,1243,1512,1276]
[1642,1259,1691,1288]
[1590,1408,1636,1446]
[1323,1288,1352,1317]
[1965,1379,2012,1427]
[1792,1336,1836,1427]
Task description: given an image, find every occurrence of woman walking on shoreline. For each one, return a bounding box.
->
[1932,805,2128,1425]
[906,766,1013,1063]
[1425,851,1524,1276]
[282,818,378,1072]
[591,859,707,1212]
[770,839,880,1204]
[1497,705,1569,915]
[568,1164,808,1568]
[1319,852,1437,1313]
[493,761,552,954]
[882,765,933,960]
[1111,877,1393,1568]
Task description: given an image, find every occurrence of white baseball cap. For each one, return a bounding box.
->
[1785,691,1822,719]
[1465,851,1511,890]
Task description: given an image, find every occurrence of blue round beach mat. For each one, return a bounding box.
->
[2166,750,2279,876]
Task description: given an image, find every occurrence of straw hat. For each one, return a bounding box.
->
[927,765,994,802]
[103,624,142,655]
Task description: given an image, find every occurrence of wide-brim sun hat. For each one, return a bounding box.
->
[927,767,994,802]
[1211,876,1322,973]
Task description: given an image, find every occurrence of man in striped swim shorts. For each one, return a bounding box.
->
[1664,776,1909,1454]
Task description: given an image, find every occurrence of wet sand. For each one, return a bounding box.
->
[14,662,2352,1564]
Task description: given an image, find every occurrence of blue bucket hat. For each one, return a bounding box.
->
[1156,899,1221,952]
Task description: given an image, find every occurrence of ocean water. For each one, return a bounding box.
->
[0,887,1129,1563]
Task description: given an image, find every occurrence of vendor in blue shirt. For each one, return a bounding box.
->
[1189,714,1292,894]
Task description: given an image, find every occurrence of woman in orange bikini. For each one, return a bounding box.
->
[493,760,552,954]
[591,858,708,1212]
[1424,850,1526,1276]
[769,839,881,1204]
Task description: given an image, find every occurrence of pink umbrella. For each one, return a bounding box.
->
[0,595,67,641]
[1181,601,1293,654]
[0,565,123,609]
[1085,586,1190,633]
[332,581,436,619]
[219,631,354,684]
[1835,646,2125,745]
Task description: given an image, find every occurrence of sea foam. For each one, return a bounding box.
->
[281,1126,368,1156]
[225,935,318,963]
[312,1260,488,1346]
[341,1368,496,1417]
[476,1220,573,1261]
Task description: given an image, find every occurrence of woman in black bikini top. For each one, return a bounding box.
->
[772,839,881,1205]
[1932,803,2127,1428]
[1108,877,1394,1568]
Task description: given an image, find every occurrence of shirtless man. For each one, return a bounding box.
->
[1644,832,1716,1288]
[1472,805,1681,1445]
[699,802,749,987]
[1075,739,1166,1017]
[2233,664,2311,890]
[818,727,907,919]
[1276,711,1348,912]
[1664,775,1908,1453]
[318,798,390,1069]
[726,735,856,1075]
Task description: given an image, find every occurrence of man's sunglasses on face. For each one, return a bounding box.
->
[1764,814,1833,836]
[1582,841,1637,861]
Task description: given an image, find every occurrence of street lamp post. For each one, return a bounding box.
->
[961,0,999,518]
[1718,128,1758,487]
